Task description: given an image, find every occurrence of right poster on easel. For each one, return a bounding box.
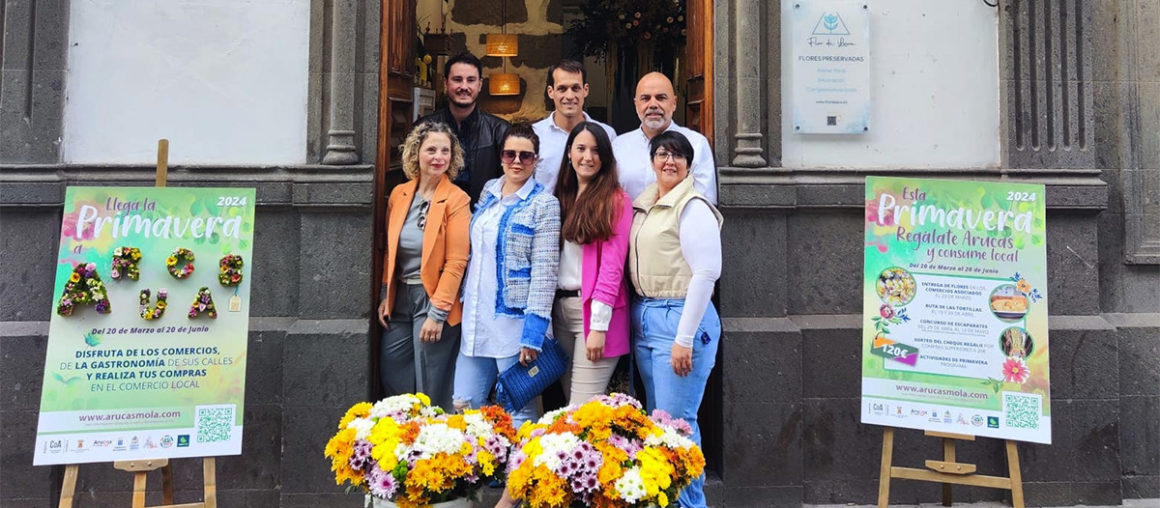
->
[861,176,1051,444]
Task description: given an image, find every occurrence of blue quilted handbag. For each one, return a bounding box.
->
[495,338,570,413]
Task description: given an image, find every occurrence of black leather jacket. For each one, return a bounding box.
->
[417,107,510,204]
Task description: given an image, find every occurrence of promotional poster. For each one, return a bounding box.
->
[861,176,1051,444]
[34,186,255,464]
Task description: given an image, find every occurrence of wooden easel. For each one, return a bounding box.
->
[58,140,219,508]
[877,427,1024,508]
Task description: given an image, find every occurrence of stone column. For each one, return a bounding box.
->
[0,0,68,163]
[730,0,768,167]
[1003,0,1095,168]
[321,0,360,165]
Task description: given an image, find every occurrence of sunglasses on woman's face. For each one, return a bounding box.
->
[501,150,537,164]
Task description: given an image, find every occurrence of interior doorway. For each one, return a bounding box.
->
[371,0,719,472]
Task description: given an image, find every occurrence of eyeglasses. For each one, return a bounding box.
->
[652,151,687,163]
[501,150,537,164]
[416,200,430,230]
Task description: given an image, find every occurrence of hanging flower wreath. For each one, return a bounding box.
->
[188,287,218,319]
[110,246,143,281]
[167,248,195,279]
[139,288,168,320]
[218,254,244,286]
[57,263,112,316]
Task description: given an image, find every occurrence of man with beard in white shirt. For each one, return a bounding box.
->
[612,72,717,204]
[532,60,617,193]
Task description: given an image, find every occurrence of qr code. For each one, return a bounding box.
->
[195,405,235,443]
[1003,392,1041,429]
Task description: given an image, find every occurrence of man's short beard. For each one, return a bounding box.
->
[641,116,670,131]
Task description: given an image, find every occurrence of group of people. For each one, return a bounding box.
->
[376,52,721,508]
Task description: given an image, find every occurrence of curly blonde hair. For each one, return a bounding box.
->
[400,121,464,181]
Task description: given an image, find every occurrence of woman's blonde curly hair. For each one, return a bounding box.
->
[400,121,464,181]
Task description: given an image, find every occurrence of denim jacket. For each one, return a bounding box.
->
[470,178,561,350]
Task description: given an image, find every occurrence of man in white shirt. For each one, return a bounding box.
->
[532,60,617,193]
[612,72,717,204]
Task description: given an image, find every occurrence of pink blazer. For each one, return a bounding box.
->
[580,190,633,357]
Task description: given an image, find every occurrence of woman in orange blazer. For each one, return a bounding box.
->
[377,121,471,411]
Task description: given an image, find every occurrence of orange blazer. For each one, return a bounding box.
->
[381,175,471,325]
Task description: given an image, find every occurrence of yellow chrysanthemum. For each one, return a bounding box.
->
[69,273,80,283]
[477,450,496,476]
[445,414,466,430]
[336,401,371,429]
[166,256,177,266]
[415,392,431,406]
[638,447,674,496]
[527,466,569,507]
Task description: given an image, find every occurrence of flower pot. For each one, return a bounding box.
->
[369,496,473,508]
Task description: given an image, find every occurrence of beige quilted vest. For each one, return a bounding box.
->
[629,176,723,298]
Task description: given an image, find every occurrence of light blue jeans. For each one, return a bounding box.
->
[632,297,720,508]
[452,351,540,429]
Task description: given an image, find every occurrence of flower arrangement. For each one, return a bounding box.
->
[325,393,518,508]
[111,246,142,280]
[167,247,195,279]
[188,287,217,319]
[218,254,244,286]
[505,393,704,508]
[57,263,112,316]
[140,289,168,320]
[566,1,687,59]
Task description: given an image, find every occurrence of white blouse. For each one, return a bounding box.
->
[557,240,613,332]
[460,179,531,358]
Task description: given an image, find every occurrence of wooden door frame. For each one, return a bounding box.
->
[372,0,416,398]
[686,0,714,147]
[370,0,716,399]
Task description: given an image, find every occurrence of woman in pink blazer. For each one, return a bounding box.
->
[551,121,633,405]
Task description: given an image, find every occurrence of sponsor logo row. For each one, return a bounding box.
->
[868,402,1000,429]
[42,434,189,454]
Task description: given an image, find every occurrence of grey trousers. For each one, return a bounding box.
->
[380,283,460,411]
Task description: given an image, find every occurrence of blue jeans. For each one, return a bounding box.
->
[632,297,720,508]
[452,352,540,429]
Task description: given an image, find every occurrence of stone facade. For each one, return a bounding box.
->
[1,1,1157,507]
[710,1,1159,506]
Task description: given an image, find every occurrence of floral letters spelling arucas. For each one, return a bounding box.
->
[188,287,217,319]
[218,254,244,287]
[139,288,168,320]
[167,248,195,279]
[110,246,142,281]
[57,263,112,317]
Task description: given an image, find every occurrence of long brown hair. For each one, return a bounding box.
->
[555,122,622,244]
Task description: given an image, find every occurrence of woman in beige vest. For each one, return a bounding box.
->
[627,130,722,508]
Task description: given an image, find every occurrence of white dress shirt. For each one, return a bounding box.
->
[460,177,534,358]
[612,122,717,204]
[533,112,617,194]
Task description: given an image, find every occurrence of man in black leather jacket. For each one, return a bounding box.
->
[417,52,510,204]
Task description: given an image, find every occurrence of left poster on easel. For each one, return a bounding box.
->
[34,186,256,465]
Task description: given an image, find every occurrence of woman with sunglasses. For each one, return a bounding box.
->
[551,122,632,405]
[453,123,560,428]
[628,130,722,508]
[377,121,471,411]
